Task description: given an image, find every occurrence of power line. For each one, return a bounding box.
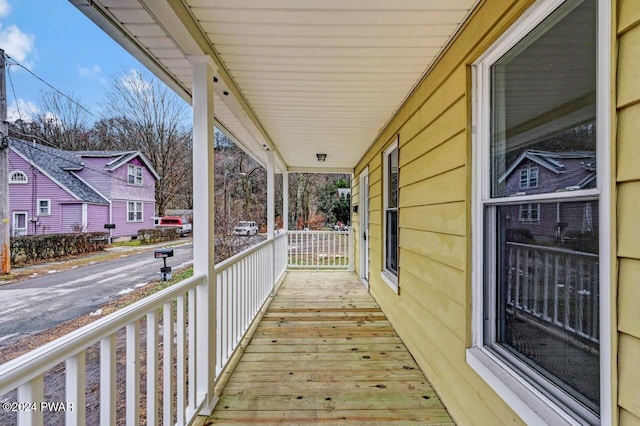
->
[4,53,96,118]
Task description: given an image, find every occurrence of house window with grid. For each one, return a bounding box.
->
[9,171,28,184]
[38,199,51,216]
[519,165,538,189]
[127,202,143,222]
[470,0,605,424]
[382,137,399,292]
[518,203,539,222]
[128,165,143,185]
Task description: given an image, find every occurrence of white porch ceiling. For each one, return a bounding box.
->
[71,0,479,172]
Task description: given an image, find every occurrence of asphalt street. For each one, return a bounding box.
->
[0,241,193,349]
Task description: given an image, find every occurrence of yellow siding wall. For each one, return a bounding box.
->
[352,1,539,423]
[616,0,640,422]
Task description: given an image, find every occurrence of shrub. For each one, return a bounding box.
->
[137,228,179,245]
[10,232,109,266]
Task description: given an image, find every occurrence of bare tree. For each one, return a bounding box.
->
[9,90,91,150]
[100,70,192,215]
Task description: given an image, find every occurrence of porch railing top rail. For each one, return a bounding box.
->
[0,273,206,397]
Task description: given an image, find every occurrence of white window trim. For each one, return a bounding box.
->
[520,165,539,189]
[128,165,143,186]
[468,0,612,424]
[13,211,28,236]
[381,136,399,293]
[9,171,28,184]
[127,201,144,223]
[518,203,540,222]
[37,199,51,216]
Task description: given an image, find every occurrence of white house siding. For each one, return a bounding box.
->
[61,204,83,233]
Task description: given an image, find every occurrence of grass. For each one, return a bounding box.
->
[111,240,143,247]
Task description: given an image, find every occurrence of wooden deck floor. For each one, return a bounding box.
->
[204,271,454,425]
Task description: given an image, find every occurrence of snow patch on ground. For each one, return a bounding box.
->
[89,309,103,317]
[48,270,57,274]
[118,288,134,295]
[134,282,148,288]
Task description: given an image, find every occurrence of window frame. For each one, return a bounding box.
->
[37,199,51,216]
[128,165,143,186]
[381,136,399,293]
[467,0,612,424]
[9,171,28,184]
[518,203,540,222]
[519,165,539,189]
[12,211,28,236]
[127,201,144,222]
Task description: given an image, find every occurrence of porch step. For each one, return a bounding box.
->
[205,271,455,425]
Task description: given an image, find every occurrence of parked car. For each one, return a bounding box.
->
[156,216,192,236]
[233,221,258,236]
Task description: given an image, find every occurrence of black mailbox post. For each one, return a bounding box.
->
[154,249,174,281]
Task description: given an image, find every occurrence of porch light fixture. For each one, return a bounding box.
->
[316,153,327,162]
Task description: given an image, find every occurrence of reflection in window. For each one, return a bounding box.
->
[481,0,600,418]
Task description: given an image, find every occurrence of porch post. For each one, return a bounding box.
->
[282,171,289,232]
[266,151,275,239]
[189,54,217,413]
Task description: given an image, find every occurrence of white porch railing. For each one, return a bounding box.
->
[506,242,599,343]
[0,235,288,426]
[287,230,353,270]
[215,234,287,374]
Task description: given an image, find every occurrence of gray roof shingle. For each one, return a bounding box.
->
[9,138,109,204]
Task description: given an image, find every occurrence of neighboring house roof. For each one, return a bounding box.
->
[9,138,109,204]
[497,149,596,187]
[75,150,161,181]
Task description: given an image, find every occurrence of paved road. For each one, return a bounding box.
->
[0,241,193,349]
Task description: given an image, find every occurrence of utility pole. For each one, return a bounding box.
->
[0,49,10,274]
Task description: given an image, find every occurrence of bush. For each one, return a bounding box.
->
[137,228,179,245]
[10,232,109,266]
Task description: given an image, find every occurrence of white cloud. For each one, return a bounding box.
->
[121,69,151,94]
[79,64,101,78]
[0,24,35,66]
[7,98,38,122]
[0,0,10,18]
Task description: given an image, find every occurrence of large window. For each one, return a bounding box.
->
[470,0,606,424]
[382,138,399,292]
[127,202,143,222]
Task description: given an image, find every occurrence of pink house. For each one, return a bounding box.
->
[8,138,159,239]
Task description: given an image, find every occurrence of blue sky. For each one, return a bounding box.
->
[0,0,154,122]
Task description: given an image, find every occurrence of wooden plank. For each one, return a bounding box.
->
[223,377,432,393]
[239,351,413,363]
[208,408,453,424]
[206,271,454,424]
[216,393,442,411]
[245,342,411,354]
[225,369,426,383]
